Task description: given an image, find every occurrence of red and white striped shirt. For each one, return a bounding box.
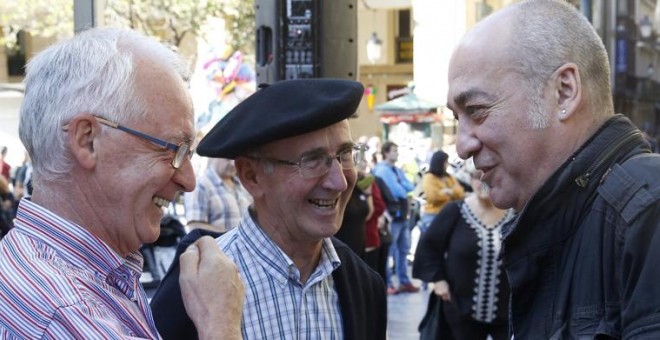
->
[0,199,160,339]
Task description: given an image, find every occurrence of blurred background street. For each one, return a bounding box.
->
[387,280,429,340]
[0,84,24,167]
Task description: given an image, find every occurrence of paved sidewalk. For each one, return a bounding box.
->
[387,285,429,340]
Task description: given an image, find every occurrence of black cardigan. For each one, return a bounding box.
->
[150,229,387,340]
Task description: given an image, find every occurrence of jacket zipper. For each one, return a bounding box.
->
[574,130,642,187]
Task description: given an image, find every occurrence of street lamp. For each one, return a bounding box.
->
[366,32,382,64]
[640,15,653,40]
[647,63,655,80]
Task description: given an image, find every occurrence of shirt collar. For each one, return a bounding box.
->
[14,199,143,280]
[237,209,341,287]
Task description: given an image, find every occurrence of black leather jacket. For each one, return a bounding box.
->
[502,115,660,339]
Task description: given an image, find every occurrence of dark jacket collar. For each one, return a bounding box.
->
[150,229,387,340]
[503,114,649,259]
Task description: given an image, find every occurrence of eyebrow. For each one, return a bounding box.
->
[448,88,497,112]
[169,129,194,145]
[302,142,355,156]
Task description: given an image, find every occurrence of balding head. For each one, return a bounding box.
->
[446,0,615,211]
[464,0,613,119]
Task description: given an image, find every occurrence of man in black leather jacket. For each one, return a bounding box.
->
[446,0,660,338]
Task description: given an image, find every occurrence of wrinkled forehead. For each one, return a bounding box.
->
[447,28,515,109]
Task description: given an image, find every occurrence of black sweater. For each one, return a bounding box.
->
[150,229,387,340]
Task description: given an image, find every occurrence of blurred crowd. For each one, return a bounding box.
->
[0,146,31,239]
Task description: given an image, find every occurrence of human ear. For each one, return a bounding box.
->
[553,63,581,121]
[64,115,99,170]
[235,157,264,199]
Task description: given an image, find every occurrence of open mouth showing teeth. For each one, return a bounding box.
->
[153,197,170,208]
[310,199,337,208]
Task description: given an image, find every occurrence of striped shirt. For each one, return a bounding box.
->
[217,210,344,340]
[184,168,251,231]
[0,199,160,339]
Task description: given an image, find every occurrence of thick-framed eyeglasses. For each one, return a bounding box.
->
[254,144,367,179]
[63,116,193,169]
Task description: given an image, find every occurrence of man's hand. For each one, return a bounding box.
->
[433,280,451,302]
[179,236,245,340]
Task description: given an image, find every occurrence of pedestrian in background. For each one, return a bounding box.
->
[414,166,513,340]
[363,172,387,277]
[373,141,419,294]
[0,146,10,182]
[0,176,14,238]
[419,150,465,233]
[447,0,660,337]
[11,151,30,200]
[184,157,251,233]
[335,161,377,258]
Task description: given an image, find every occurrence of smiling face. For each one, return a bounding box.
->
[447,15,558,211]
[94,59,196,255]
[239,120,357,249]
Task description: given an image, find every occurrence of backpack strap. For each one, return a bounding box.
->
[598,153,660,224]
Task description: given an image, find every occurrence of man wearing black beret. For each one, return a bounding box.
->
[151,78,387,340]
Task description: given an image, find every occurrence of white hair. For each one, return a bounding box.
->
[19,28,190,184]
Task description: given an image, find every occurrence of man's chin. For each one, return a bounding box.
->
[489,189,516,210]
[143,224,162,244]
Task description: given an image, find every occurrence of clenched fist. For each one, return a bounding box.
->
[179,236,245,340]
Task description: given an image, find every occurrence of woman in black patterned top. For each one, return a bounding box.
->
[413,169,514,340]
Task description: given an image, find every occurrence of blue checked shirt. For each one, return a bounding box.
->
[216,210,344,340]
[184,167,251,231]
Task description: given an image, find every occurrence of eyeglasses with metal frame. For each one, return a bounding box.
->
[253,144,368,179]
[63,116,194,169]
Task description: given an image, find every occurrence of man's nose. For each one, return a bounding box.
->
[321,157,349,192]
[173,158,196,192]
[455,121,481,160]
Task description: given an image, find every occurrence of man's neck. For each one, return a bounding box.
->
[251,208,323,284]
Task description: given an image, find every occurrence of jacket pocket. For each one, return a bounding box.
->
[570,304,620,339]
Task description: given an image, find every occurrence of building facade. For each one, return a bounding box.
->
[352,0,659,144]
[2,0,659,141]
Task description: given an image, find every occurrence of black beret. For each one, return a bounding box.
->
[196,79,364,159]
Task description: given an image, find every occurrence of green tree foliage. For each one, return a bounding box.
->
[0,0,73,52]
[104,0,255,53]
[0,0,255,55]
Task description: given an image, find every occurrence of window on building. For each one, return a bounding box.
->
[396,9,413,64]
[6,30,27,77]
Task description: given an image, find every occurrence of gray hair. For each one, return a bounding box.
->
[19,28,190,184]
[507,0,614,128]
[242,149,275,175]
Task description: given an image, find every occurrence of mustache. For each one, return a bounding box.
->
[479,182,490,195]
